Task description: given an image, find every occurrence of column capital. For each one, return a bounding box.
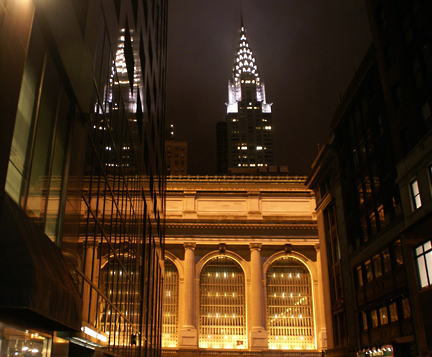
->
[314,243,320,252]
[249,243,262,251]
[84,240,99,249]
[184,242,196,250]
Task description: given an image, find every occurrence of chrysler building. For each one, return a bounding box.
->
[224,19,276,170]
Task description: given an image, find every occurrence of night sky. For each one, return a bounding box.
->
[166,1,372,176]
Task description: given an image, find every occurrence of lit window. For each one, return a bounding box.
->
[389,302,398,322]
[199,257,246,349]
[410,179,422,209]
[256,146,262,150]
[162,260,179,348]
[415,240,432,288]
[371,310,378,328]
[402,298,411,318]
[372,253,382,278]
[379,306,388,325]
[267,257,315,350]
[365,260,373,283]
[362,312,368,330]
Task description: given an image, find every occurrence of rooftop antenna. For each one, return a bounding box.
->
[240,0,244,28]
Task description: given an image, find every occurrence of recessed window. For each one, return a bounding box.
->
[365,260,373,283]
[162,260,179,348]
[362,312,368,330]
[199,256,246,349]
[357,266,364,287]
[389,302,398,322]
[402,298,411,318]
[373,253,383,278]
[379,306,388,325]
[267,257,315,350]
[410,179,422,210]
[394,240,404,265]
[371,310,378,328]
[415,240,432,288]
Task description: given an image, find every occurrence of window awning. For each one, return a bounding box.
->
[0,191,82,331]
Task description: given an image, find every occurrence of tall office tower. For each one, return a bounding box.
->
[307,1,432,356]
[224,21,276,170]
[0,1,167,357]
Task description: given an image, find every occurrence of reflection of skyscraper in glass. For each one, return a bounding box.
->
[0,1,168,356]
[224,19,275,171]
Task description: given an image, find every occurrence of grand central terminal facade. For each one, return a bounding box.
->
[161,175,326,357]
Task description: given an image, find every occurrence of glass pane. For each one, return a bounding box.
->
[6,24,46,203]
[389,303,398,322]
[394,240,404,265]
[25,54,61,225]
[0,322,50,357]
[417,257,429,288]
[362,312,368,330]
[424,241,432,251]
[402,298,411,318]
[365,261,373,282]
[371,310,378,327]
[373,254,382,278]
[379,307,388,325]
[411,180,419,196]
[425,252,432,286]
[45,86,71,241]
[416,245,424,256]
[382,248,391,273]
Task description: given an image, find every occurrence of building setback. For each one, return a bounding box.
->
[218,19,276,173]
[0,1,167,357]
[307,1,432,357]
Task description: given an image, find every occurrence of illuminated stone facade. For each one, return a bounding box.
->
[162,176,326,357]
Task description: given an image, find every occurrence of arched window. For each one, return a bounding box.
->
[199,256,246,349]
[266,257,315,350]
[162,259,179,348]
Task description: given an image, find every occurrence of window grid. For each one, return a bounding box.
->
[416,240,432,288]
[266,257,315,350]
[410,179,422,209]
[199,257,246,349]
[162,260,179,348]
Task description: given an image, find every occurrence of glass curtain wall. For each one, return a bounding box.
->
[5,22,72,244]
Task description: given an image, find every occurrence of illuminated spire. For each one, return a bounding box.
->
[232,24,260,83]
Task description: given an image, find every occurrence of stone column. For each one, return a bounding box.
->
[249,243,268,350]
[315,244,327,350]
[179,242,198,348]
[82,242,100,324]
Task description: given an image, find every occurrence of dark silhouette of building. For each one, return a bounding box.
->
[216,121,228,174]
[0,1,167,357]
[219,18,276,173]
[307,1,432,356]
[165,125,187,176]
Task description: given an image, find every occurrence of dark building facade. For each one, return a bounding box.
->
[219,20,276,173]
[307,1,432,356]
[0,1,167,357]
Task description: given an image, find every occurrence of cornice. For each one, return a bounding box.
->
[165,222,317,230]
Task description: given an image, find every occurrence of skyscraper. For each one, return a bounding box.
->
[223,19,276,171]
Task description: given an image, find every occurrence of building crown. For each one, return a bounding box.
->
[232,25,260,83]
